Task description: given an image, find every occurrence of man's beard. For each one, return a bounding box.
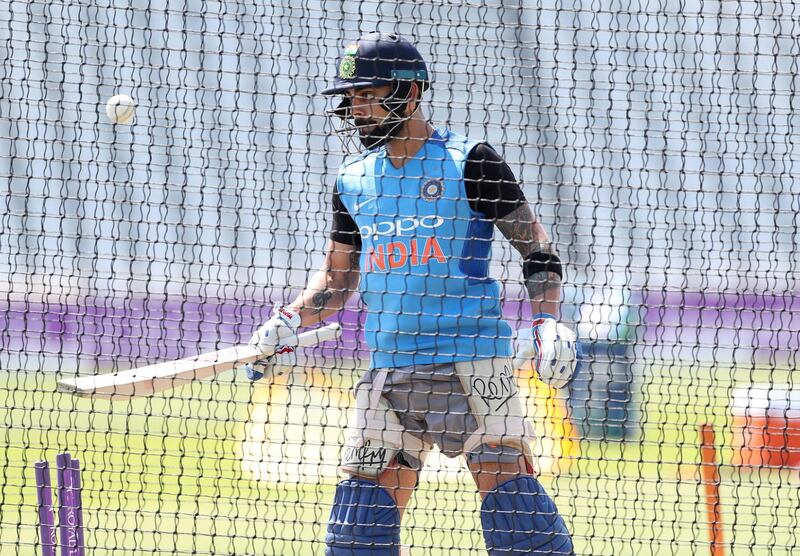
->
[355,117,406,149]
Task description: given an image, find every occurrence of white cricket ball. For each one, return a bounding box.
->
[105,94,136,125]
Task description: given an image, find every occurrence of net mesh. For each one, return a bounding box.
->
[2,1,799,554]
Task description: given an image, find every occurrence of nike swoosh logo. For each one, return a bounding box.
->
[353,197,376,211]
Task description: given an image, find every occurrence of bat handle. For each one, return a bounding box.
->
[257,322,342,358]
[284,322,342,350]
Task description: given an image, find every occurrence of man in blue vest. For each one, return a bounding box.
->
[249,32,577,555]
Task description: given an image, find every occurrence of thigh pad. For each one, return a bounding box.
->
[453,357,536,465]
[341,370,429,477]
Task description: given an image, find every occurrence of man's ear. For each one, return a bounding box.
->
[406,82,421,114]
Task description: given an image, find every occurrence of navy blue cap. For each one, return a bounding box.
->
[321,32,430,95]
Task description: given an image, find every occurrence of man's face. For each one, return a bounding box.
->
[336,83,414,150]
[345,85,394,132]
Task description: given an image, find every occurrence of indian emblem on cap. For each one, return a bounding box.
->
[421,178,444,201]
[339,56,356,79]
[338,44,359,79]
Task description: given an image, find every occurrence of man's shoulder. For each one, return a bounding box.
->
[435,128,486,161]
[338,149,380,175]
[335,150,381,196]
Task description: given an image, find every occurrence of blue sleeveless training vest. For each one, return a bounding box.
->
[336,128,513,368]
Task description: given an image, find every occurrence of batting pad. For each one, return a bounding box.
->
[481,476,574,556]
[326,478,401,555]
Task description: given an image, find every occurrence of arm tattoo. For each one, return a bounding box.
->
[495,204,557,256]
[525,271,561,301]
[311,289,334,314]
[495,204,554,258]
[322,245,360,310]
[495,203,561,302]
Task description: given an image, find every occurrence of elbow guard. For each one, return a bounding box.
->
[522,251,563,281]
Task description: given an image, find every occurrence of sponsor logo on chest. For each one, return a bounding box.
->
[354,173,454,272]
[366,237,446,271]
[359,215,443,239]
[360,215,447,272]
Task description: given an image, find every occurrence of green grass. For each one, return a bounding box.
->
[1,365,798,555]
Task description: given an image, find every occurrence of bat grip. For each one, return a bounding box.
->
[280,322,342,351]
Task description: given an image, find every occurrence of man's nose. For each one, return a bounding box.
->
[350,98,368,118]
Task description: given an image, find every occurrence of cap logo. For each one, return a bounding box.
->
[339,56,356,79]
[338,43,359,79]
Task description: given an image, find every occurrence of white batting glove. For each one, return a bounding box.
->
[249,306,302,357]
[244,345,299,381]
[512,313,581,389]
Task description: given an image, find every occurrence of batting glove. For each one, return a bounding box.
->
[249,306,301,357]
[244,344,299,381]
[512,313,582,389]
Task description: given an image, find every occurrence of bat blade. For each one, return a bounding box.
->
[57,322,341,399]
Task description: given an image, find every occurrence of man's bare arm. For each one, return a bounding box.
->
[495,203,562,317]
[287,240,360,327]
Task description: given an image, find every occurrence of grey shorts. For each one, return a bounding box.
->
[340,359,535,476]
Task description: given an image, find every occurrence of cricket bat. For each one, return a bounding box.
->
[57,322,341,399]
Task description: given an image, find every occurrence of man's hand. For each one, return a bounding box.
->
[245,322,343,382]
[244,345,298,381]
[512,314,582,389]
[249,306,302,357]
